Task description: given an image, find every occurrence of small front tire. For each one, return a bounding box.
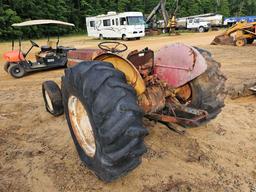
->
[42,81,64,116]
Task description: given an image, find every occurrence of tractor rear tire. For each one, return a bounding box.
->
[61,61,148,182]
[42,81,64,116]
[188,48,227,126]
[8,64,25,78]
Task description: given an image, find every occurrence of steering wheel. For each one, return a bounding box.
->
[98,42,128,53]
[30,40,40,48]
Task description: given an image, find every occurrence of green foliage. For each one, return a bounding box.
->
[0,0,255,40]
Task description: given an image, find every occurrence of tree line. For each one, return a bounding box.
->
[0,0,256,39]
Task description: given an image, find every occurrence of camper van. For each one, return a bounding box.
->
[86,12,145,40]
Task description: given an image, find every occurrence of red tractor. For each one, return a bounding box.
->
[42,42,226,182]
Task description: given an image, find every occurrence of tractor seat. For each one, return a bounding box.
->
[41,45,52,52]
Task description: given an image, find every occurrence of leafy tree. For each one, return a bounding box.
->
[0,0,255,40]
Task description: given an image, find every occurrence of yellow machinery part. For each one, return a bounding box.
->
[94,53,146,95]
[212,21,256,45]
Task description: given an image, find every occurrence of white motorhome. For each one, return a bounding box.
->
[86,12,145,40]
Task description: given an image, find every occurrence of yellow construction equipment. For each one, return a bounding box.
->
[211,21,256,46]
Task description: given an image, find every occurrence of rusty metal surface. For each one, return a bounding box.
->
[138,86,166,113]
[146,104,208,127]
[67,49,104,68]
[154,43,207,88]
[174,84,192,103]
[127,49,154,76]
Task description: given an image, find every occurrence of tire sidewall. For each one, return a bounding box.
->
[42,81,63,116]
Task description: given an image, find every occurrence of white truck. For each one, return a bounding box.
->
[86,12,145,40]
[186,18,211,32]
[176,13,223,32]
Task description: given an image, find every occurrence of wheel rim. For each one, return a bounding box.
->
[45,90,54,112]
[68,96,96,158]
[236,40,244,46]
[175,83,192,104]
[14,67,20,74]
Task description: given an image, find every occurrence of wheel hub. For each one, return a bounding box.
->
[175,83,192,104]
[68,96,96,157]
[15,68,20,73]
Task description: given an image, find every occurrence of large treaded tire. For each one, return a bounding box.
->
[188,48,227,125]
[42,81,64,116]
[61,61,148,182]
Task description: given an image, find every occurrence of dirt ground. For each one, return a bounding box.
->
[0,31,256,192]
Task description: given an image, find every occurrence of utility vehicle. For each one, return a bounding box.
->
[3,20,75,78]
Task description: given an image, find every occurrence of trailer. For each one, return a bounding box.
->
[224,16,256,26]
[86,12,145,40]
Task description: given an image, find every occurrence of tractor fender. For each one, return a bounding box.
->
[94,53,146,95]
[154,43,207,88]
[3,50,25,62]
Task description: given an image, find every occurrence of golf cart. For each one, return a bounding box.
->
[3,20,75,78]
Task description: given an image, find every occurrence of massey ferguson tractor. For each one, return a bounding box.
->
[42,42,226,182]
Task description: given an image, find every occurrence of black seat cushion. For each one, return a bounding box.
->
[41,46,52,52]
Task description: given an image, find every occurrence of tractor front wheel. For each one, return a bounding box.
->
[61,61,148,182]
[42,81,64,116]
